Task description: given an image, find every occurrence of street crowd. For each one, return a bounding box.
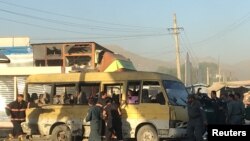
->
[4,88,250,141]
[186,88,250,141]
[4,91,123,141]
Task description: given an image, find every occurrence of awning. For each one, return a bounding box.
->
[0,53,10,63]
[207,83,225,92]
[208,80,250,93]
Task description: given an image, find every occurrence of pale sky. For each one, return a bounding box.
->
[0,0,250,64]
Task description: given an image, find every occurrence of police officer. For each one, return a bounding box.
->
[217,93,228,124]
[187,94,207,141]
[210,91,220,124]
[86,98,102,141]
[227,94,245,125]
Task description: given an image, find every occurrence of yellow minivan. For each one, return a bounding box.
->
[21,71,188,141]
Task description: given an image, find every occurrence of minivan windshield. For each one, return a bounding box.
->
[163,80,188,106]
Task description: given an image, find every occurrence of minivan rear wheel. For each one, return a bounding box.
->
[137,125,159,141]
[51,124,71,141]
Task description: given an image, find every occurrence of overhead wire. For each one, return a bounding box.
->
[0,16,110,36]
[0,8,164,33]
[0,16,169,39]
[192,11,250,46]
[180,31,199,66]
[0,0,164,30]
[0,0,177,60]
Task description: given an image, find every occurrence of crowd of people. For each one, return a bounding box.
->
[5,90,123,141]
[5,88,250,141]
[187,88,250,141]
[86,90,123,141]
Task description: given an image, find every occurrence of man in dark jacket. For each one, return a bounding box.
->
[187,94,207,141]
[217,93,228,124]
[86,98,102,141]
[210,91,220,124]
[5,94,28,138]
[103,98,123,141]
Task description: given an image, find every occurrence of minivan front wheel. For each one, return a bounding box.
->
[51,125,72,141]
[137,125,159,141]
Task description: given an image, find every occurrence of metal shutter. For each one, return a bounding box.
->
[0,76,14,105]
[0,76,14,120]
[17,76,27,94]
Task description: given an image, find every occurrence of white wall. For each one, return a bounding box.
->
[0,37,30,47]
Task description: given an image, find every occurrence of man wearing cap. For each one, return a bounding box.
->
[187,94,207,141]
[5,94,28,139]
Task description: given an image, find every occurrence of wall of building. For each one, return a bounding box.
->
[0,37,30,47]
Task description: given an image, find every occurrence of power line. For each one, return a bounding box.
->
[0,16,170,39]
[0,16,89,35]
[0,0,164,30]
[192,11,250,45]
[180,35,198,67]
[146,51,184,58]
[0,8,168,37]
[0,8,163,33]
[32,33,170,42]
[183,31,199,60]
[181,31,200,66]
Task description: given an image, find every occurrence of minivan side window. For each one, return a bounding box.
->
[142,81,165,105]
[80,83,100,105]
[104,83,123,105]
[54,84,77,105]
[27,84,52,106]
[53,83,100,105]
[127,81,140,104]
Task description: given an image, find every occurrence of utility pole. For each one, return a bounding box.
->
[168,13,183,80]
[185,52,191,86]
[218,57,221,82]
[223,72,226,82]
[207,67,210,85]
